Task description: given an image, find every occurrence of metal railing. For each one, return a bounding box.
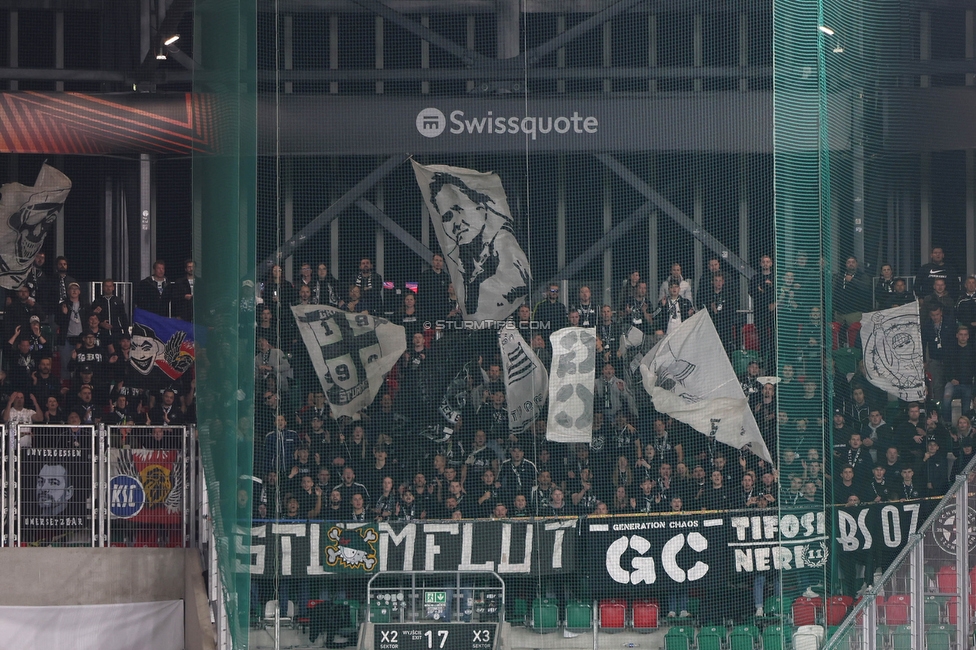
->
[824,455,976,650]
[2,424,195,548]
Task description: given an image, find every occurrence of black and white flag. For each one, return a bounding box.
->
[860,302,926,402]
[412,161,531,324]
[292,305,406,419]
[499,325,548,433]
[0,164,71,289]
[547,327,596,444]
[639,311,771,462]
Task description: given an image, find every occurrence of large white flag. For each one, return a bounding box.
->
[860,301,926,402]
[412,161,531,324]
[0,164,71,289]
[639,311,772,462]
[292,305,406,419]
[547,327,596,444]
[499,325,548,433]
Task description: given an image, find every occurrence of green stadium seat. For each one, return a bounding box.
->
[530,598,559,633]
[890,624,912,650]
[926,629,952,650]
[697,625,727,650]
[505,598,527,625]
[730,624,761,650]
[762,624,791,650]
[732,349,762,376]
[925,595,942,625]
[664,626,694,650]
[565,600,592,632]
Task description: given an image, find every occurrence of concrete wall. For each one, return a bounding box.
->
[0,548,215,650]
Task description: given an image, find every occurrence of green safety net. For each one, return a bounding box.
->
[193,0,257,646]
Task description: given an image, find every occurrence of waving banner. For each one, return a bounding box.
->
[0,164,71,289]
[639,311,771,462]
[412,161,531,324]
[292,305,406,419]
[860,302,926,402]
[499,325,548,433]
[547,327,596,443]
[130,309,195,388]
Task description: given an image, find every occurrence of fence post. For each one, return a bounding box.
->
[911,533,925,650]
[955,476,969,650]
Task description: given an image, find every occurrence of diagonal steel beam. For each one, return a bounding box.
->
[594,153,756,280]
[355,199,434,264]
[135,0,195,78]
[259,153,410,275]
[543,199,653,291]
[346,0,492,67]
[524,0,650,66]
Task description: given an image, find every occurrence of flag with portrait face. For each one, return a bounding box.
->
[499,325,548,433]
[292,304,406,419]
[639,311,771,462]
[0,164,71,289]
[412,161,531,324]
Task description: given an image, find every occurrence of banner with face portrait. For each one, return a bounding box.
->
[0,164,71,289]
[860,302,926,402]
[412,161,531,324]
[130,309,195,389]
[547,327,596,443]
[109,449,185,526]
[292,304,406,420]
[19,445,93,544]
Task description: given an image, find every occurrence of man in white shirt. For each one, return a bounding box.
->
[4,391,41,449]
[658,262,694,304]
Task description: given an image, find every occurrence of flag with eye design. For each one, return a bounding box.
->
[546,327,596,444]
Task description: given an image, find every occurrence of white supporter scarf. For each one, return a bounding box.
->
[639,310,772,462]
[859,301,926,402]
[547,327,596,444]
[499,325,548,433]
[412,161,531,324]
[291,304,406,419]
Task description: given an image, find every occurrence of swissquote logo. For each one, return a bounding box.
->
[415,107,599,140]
[416,108,446,138]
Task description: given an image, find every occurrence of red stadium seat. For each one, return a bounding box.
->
[792,596,822,626]
[937,566,957,593]
[830,322,841,350]
[741,323,759,351]
[826,596,851,625]
[599,600,626,632]
[884,595,910,626]
[632,600,658,631]
[847,321,861,347]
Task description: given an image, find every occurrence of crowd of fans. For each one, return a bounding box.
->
[250,246,976,617]
[254,248,976,524]
[1,253,196,449]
